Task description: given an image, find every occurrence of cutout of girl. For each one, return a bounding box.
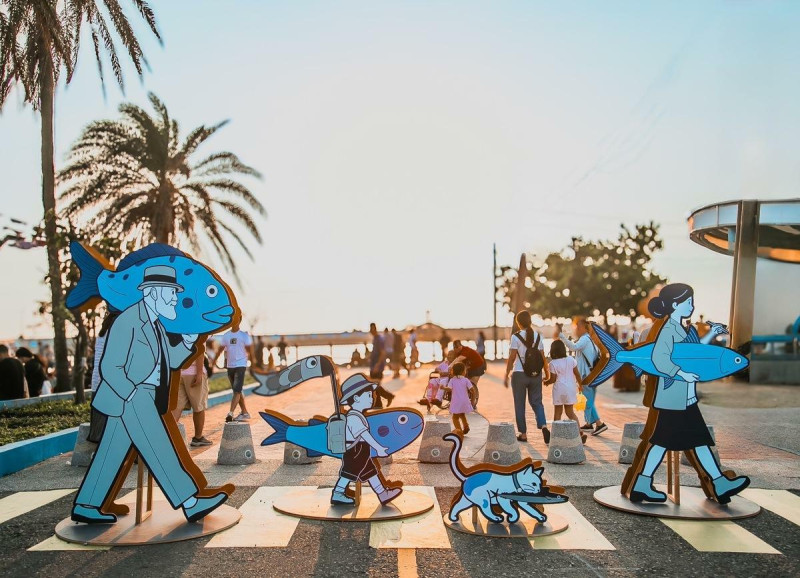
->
[630,283,750,503]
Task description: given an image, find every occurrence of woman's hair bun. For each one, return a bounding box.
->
[648,297,668,318]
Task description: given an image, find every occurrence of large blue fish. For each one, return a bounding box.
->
[260,409,424,458]
[66,242,237,334]
[587,323,749,388]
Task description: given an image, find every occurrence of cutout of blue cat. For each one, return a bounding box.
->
[443,432,569,536]
[585,283,752,507]
[65,242,240,526]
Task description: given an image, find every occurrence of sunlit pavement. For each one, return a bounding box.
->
[0,362,798,576]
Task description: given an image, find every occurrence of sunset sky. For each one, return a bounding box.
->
[0,1,798,338]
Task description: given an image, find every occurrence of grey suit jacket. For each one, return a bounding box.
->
[651,317,690,411]
[93,301,193,417]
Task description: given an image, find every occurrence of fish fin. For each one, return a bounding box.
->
[65,242,105,309]
[633,367,643,378]
[663,377,675,390]
[586,323,626,387]
[305,449,325,458]
[259,411,289,445]
[116,243,185,271]
[307,418,325,426]
[685,326,701,344]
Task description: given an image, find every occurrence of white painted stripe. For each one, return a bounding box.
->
[529,502,616,550]
[28,535,109,551]
[741,489,800,527]
[397,548,418,578]
[205,486,307,548]
[0,490,75,525]
[370,486,450,549]
[660,519,781,554]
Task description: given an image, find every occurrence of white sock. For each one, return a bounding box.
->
[183,496,197,508]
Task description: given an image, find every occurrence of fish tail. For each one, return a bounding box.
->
[260,411,289,445]
[65,242,105,309]
[443,433,467,481]
[586,323,626,388]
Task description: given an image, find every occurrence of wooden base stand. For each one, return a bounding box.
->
[56,453,241,546]
[273,487,434,522]
[443,506,569,538]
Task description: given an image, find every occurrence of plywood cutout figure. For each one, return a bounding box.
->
[444,432,568,524]
[255,359,424,506]
[585,283,751,504]
[65,242,239,524]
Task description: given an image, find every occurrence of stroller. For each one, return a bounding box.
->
[418,371,450,412]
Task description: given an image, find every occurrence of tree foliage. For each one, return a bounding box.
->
[58,92,265,277]
[500,222,667,319]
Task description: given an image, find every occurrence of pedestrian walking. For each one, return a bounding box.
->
[218,323,252,423]
[504,310,551,443]
[558,318,607,435]
[173,342,212,446]
[443,362,475,435]
[369,323,394,407]
[545,340,587,444]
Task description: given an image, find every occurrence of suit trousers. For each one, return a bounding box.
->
[75,385,197,509]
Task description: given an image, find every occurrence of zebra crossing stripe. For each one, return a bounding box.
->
[28,535,109,552]
[369,486,450,549]
[741,489,800,527]
[0,489,75,525]
[396,548,419,578]
[529,503,616,550]
[660,519,781,554]
[205,486,307,548]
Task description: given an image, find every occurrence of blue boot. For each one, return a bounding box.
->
[629,474,667,503]
[712,475,750,504]
[71,505,117,524]
[182,492,228,522]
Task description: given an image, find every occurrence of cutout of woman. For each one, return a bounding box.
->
[630,283,750,504]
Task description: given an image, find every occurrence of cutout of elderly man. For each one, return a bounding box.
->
[72,265,227,524]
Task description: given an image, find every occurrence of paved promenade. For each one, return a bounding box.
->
[0,362,798,577]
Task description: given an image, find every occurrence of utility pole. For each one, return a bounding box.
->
[492,243,498,360]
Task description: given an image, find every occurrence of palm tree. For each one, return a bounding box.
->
[0,0,160,393]
[59,92,265,274]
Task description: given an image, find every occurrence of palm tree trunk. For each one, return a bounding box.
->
[40,55,70,393]
[70,311,88,403]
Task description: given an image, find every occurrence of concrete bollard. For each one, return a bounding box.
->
[284,441,320,465]
[417,418,452,463]
[618,422,646,464]
[681,425,720,466]
[377,455,393,466]
[483,422,522,466]
[176,422,188,448]
[217,422,256,465]
[71,423,96,467]
[547,420,585,464]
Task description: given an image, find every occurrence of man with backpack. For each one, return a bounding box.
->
[504,311,552,443]
[558,318,608,435]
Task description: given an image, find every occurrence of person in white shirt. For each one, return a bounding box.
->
[218,323,252,422]
[503,310,552,443]
[558,317,608,436]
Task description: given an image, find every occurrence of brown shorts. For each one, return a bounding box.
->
[340,441,378,482]
[176,374,209,412]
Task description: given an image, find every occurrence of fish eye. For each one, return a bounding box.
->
[205,285,218,298]
[397,415,408,425]
[735,356,742,364]
[305,358,318,369]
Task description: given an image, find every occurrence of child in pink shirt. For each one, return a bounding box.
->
[443,362,475,434]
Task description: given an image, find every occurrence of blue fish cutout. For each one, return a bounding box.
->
[67,242,237,335]
[586,323,749,388]
[260,409,424,458]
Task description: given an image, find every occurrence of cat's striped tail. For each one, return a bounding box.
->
[443,433,466,482]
